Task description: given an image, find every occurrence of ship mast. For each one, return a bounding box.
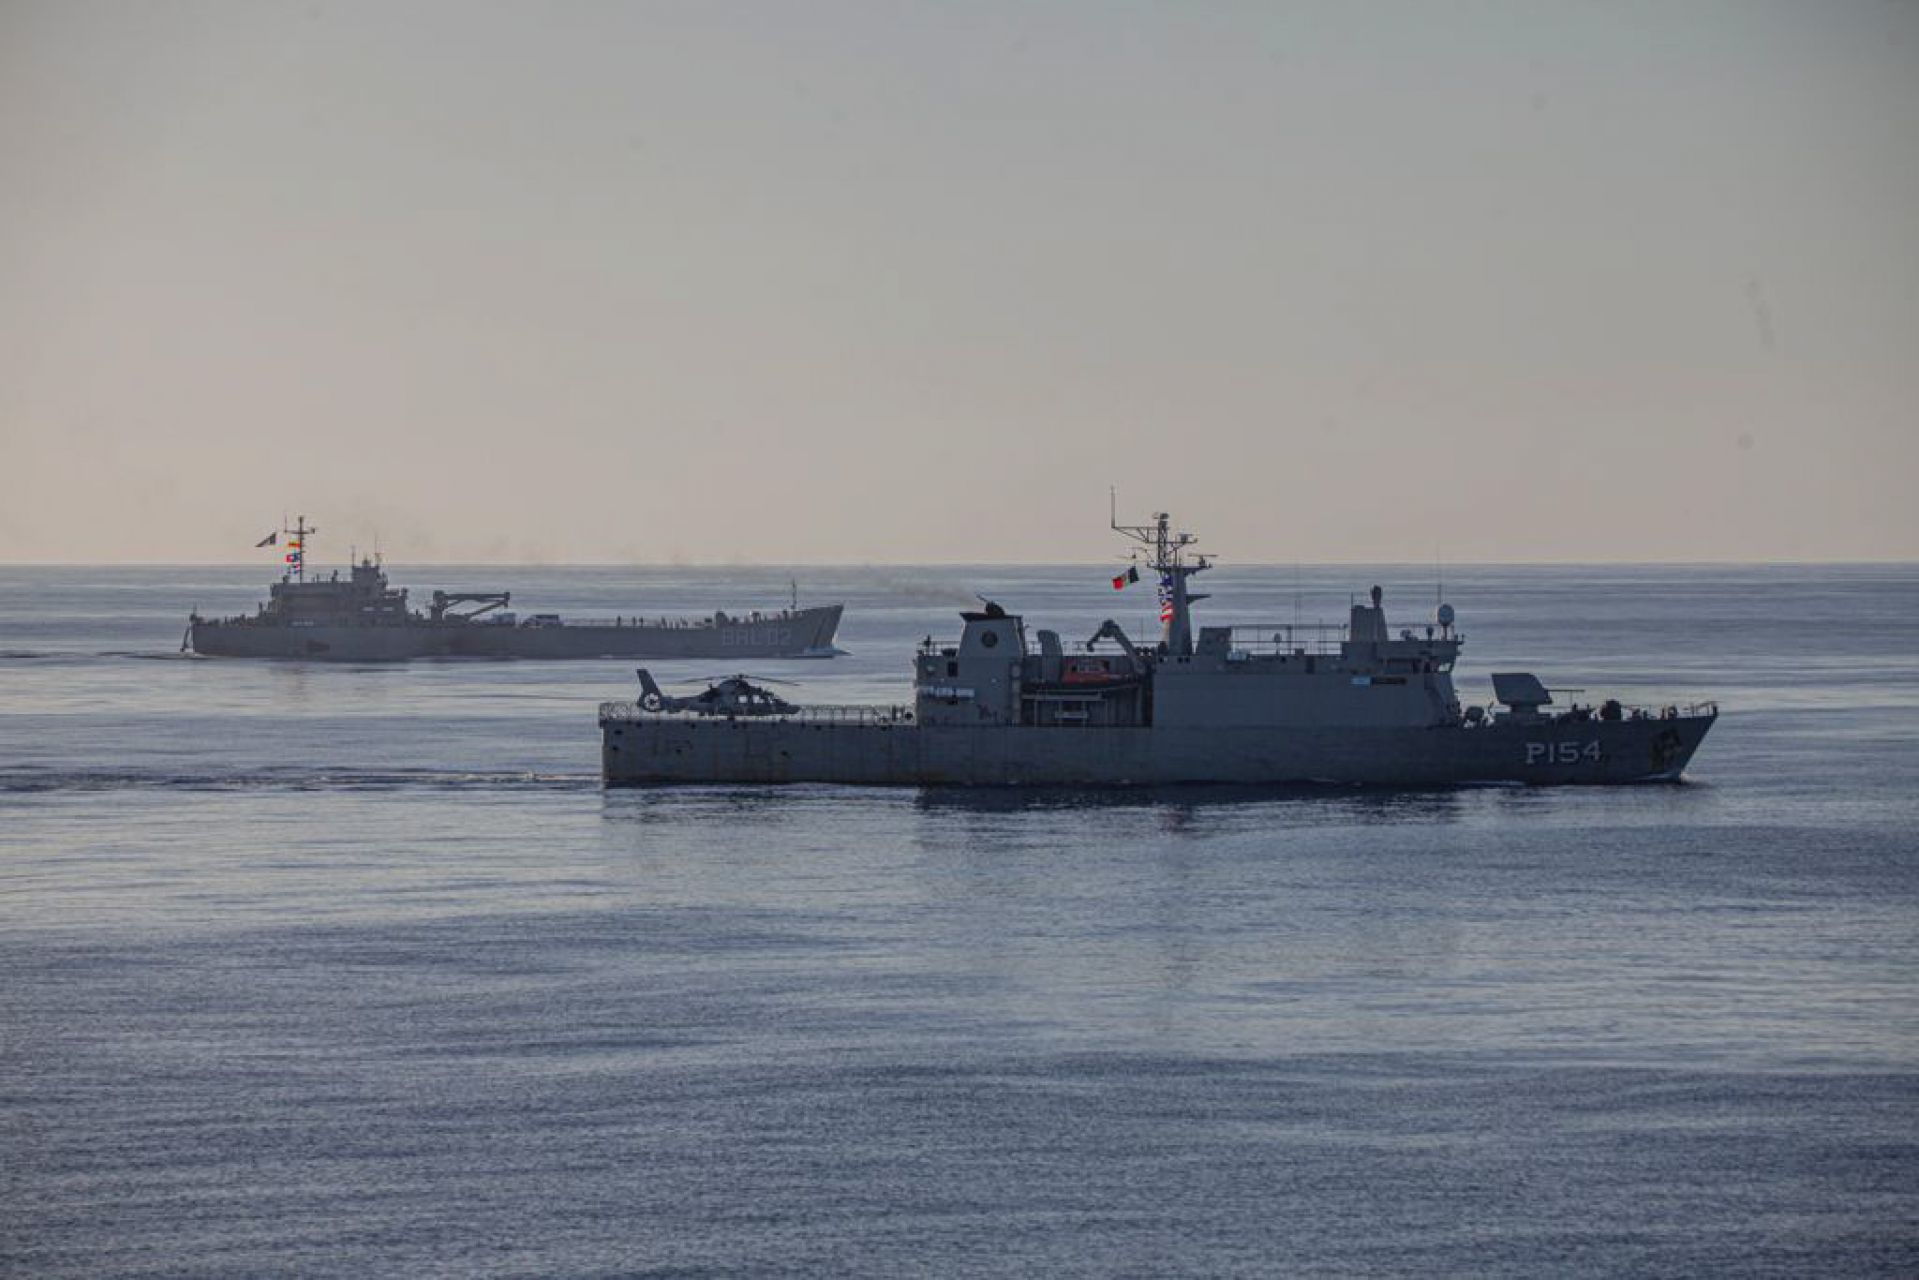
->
[1110,492,1209,655]
[283,514,316,583]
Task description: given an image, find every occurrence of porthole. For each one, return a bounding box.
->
[980,631,1000,649]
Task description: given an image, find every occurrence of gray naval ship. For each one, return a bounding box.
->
[600,507,1717,787]
[187,518,843,661]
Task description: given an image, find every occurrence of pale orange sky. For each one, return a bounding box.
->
[2,1,1915,564]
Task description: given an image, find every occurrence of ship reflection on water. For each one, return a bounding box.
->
[911,783,1471,825]
[599,781,1474,829]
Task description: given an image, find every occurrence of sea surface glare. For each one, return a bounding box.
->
[2,564,1916,1276]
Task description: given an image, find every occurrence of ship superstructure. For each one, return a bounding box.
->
[187,517,843,661]
[600,508,1716,786]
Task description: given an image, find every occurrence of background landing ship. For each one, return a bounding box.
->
[601,507,1717,787]
[186,517,843,661]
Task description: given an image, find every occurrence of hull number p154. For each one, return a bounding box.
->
[1527,740,1602,766]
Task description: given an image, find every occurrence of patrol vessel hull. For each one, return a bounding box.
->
[598,508,1719,789]
[600,711,1716,787]
[192,604,843,662]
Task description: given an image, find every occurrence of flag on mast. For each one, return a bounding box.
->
[255,532,277,548]
[1110,565,1139,591]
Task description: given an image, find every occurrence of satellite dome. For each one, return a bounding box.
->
[1437,603,1456,628]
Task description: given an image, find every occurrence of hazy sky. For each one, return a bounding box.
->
[3,0,1915,564]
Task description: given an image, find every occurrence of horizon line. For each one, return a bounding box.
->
[3,557,1916,570]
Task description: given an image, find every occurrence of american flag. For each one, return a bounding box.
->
[1157,575,1175,623]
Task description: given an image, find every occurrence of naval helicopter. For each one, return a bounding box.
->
[633,669,800,717]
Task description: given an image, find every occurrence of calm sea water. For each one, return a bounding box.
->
[3,563,1916,1276]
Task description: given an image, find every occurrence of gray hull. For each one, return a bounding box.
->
[192,604,842,661]
[600,710,1716,787]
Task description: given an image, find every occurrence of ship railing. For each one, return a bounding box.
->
[1600,699,1719,721]
[1472,698,1721,727]
[916,637,1184,657]
[560,616,719,629]
[915,637,1138,656]
[1211,625,1352,656]
[791,704,916,724]
[915,623,1356,659]
[550,610,814,629]
[1586,698,1721,722]
[598,701,914,725]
